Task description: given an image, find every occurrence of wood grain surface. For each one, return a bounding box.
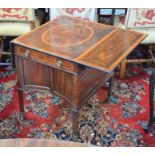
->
[12,16,146,73]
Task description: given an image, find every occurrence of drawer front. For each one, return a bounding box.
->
[15,46,78,73]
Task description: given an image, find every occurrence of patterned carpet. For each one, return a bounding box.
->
[0,65,155,147]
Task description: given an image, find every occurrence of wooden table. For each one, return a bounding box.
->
[0,138,92,147]
[11,16,146,140]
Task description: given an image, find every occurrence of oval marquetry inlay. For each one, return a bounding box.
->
[41,24,93,47]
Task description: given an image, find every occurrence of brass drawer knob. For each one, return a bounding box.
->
[24,50,30,57]
[56,60,63,67]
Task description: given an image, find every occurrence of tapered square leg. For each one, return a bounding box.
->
[106,76,114,103]
[71,109,79,142]
[18,88,24,113]
[143,69,155,132]
[103,76,114,104]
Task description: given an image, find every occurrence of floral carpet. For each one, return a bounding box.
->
[0,66,155,147]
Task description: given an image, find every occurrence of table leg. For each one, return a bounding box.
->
[106,76,114,103]
[18,88,25,113]
[71,108,79,142]
[143,70,155,132]
[143,98,155,132]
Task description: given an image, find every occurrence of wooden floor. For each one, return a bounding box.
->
[0,138,93,147]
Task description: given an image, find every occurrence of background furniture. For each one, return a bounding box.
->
[49,8,97,21]
[97,8,127,25]
[0,138,93,147]
[12,16,145,141]
[0,8,42,68]
[114,8,155,78]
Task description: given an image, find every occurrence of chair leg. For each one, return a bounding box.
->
[148,45,155,64]
[0,37,12,67]
[9,42,15,69]
[0,37,4,60]
[120,59,127,79]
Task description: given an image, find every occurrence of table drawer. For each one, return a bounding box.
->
[15,46,78,73]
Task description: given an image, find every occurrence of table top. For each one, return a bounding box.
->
[0,138,93,147]
[12,16,146,73]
